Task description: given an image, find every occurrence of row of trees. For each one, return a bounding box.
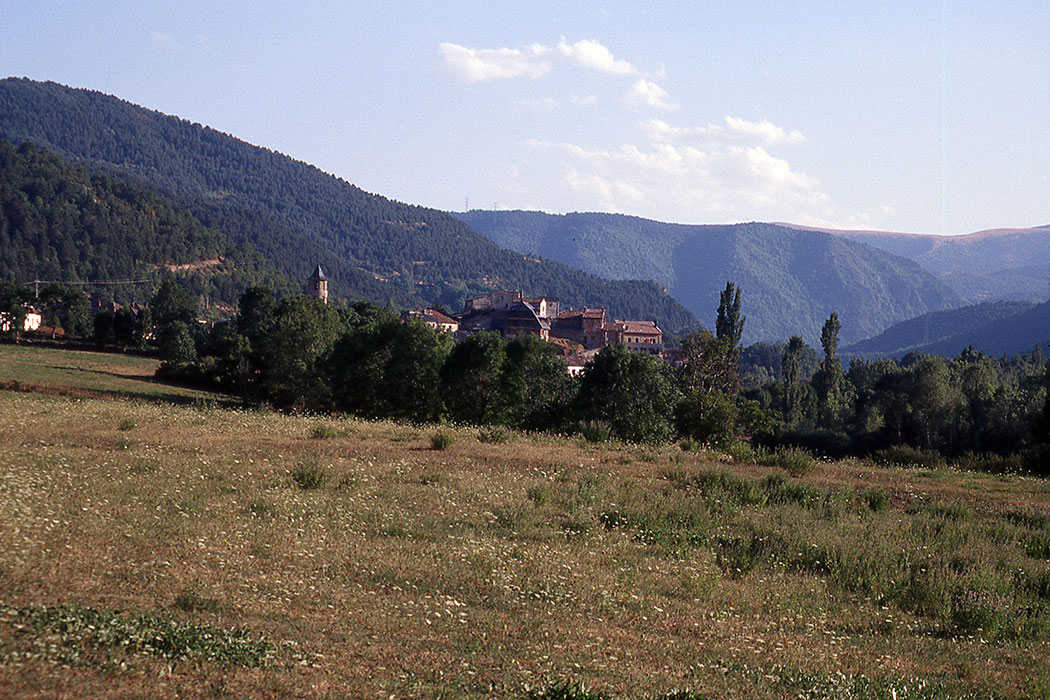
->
[743,315,1050,466]
[150,279,1050,470]
[8,274,1048,471]
[155,282,750,446]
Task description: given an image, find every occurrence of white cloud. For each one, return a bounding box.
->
[150,31,183,52]
[626,79,677,111]
[725,116,806,145]
[569,94,599,106]
[521,96,559,110]
[438,42,553,82]
[556,39,639,75]
[439,38,641,82]
[645,116,806,146]
[528,121,833,224]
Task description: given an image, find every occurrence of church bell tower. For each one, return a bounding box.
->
[307,265,329,304]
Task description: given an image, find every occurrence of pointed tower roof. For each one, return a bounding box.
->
[308,265,328,281]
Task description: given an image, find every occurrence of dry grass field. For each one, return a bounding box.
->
[1,345,1049,699]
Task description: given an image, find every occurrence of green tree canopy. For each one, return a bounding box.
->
[329,317,452,423]
[441,332,509,426]
[500,333,575,432]
[715,281,745,349]
[261,295,345,410]
[575,344,680,444]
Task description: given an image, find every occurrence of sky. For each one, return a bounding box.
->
[1,1,1048,235]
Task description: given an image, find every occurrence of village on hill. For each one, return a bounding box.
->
[401,289,664,376]
[304,264,665,375]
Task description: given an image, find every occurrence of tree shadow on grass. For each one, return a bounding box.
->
[0,378,241,408]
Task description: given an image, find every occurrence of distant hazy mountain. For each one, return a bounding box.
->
[824,226,1050,303]
[0,78,697,331]
[456,210,961,345]
[841,301,1037,358]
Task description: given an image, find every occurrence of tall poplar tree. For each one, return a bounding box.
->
[814,312,844,426]
[782,335,807,424]
[716,281,745,349]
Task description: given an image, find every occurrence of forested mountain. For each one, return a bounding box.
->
[841,300,1037,357]
[456,210,961,345]
[827,226,1050,303]
[899,301,1050,358]
[0,78,697,330]
[0,140,293,307]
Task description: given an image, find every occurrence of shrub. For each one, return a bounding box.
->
[864,488,890,512]
[721,440,762,463]
[871,446,945,469]
[129,461,156,475]
[767,446,815,476]
[578,420,612,444]
[247,499,276,518]
[1006,509,1050,531]
[527,485,550,506]
[174,587,220,613]
[477,426,512,444]
[416,467,447,486]
[528,681,612,700]
[678,438,701,452]
[309,424,337,439]
[716,533,769,577]
[118,418,137,431]
[336,473,360,490]
[560,517,591,535]
[898,560,953,620]
[430,429,455,450]
[950,588,1015,638]
[291,460,328,489]
[954,451,1026,475]
[4,603,272,667]
[907,502,972,522]
[775,429,853,459]
[1026,532,1050,560]
[781,448,810,473]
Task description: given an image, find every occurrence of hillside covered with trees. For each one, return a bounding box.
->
[830,225,1050,303]
[0,78,697,331]
[456,210,961,345]
[842,301,1043,358]
[0,140,293,307]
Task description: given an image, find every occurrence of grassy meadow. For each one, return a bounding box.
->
[1,345,1049,699]
[0,343,229,405]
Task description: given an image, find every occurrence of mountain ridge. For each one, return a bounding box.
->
[841,300,1038,357]
[456,209,961,345]
[781,223,1050,303]
[0,78,697,331]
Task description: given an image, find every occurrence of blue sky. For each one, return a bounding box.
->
[2,1,1047,234]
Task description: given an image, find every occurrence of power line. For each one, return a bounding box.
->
[21,278,150,286]
[20,278,150,298]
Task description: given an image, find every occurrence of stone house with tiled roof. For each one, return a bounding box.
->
[602,320,663,354]
[550,308,607,348]
[401,308,459,333]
